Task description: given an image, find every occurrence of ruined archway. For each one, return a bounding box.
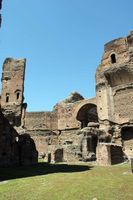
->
[76,103,98,128]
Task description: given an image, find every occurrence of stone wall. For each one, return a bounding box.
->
[24,92,87,133]
[98,37,129,71]
[55,102,80,130]
[97,143,123,165]
[24,111,58,158]
[96,31,133,126]
[54,92,84,130]
[0,111,19,166]
[0,110,38,166]
[114,87,133,122]
[25,111,58,131]
[24,92,98,160]
[95,31,133,163]
[1,58,26,127]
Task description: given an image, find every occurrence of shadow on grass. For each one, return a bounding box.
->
[0,162,93,181]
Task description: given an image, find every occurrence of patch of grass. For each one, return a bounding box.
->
[0,162,133,200]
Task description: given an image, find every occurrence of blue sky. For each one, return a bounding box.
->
[0,0,133,111]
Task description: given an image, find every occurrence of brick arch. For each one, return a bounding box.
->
[73,98,97,128]
[73,98,97,118]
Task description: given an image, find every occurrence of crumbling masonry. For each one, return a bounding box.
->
[0,58,38,167]
[1,31,133,166]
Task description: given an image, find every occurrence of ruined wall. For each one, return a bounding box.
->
[24,92,84,157]
[98,37,129,71]
[0,110,38,166]
[0,111,19,166]
[97,143,123,165]
[18,134,38,166]
[95,31,133,162]
[24,93,98,160]
[25,111,58,131]
[24,130,58,159]
[1,58,26,127]
[46,125,100,163]
[24,92,86,132]
[0,58,38,166]
[55,102,80,130]
[24,111,58,157]
[96,31,133,126]
[55,92,84,130]
[114,88,133,122]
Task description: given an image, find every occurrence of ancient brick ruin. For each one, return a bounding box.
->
[1,58,26,128]
[0,58,38,166]
[95,31,133,164]
[1,31,133,166]
[0,111,38,167]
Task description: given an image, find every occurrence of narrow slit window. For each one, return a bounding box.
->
[16,92,20,100]
[111,54,116,64]
[6,95,9,103]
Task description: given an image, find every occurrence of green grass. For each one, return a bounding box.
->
[0,162,133,200]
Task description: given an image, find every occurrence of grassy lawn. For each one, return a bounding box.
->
[0,162,133,200]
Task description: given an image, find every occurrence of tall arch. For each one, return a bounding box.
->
[73,99,98,128]
[76,103,98,128]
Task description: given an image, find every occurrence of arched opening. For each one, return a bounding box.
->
[110,53,116,64]
[121,126,133,158]
[76,103,98,128]
[15,90,21,101]
[54,149,63,162]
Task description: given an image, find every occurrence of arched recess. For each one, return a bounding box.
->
[76,103,98,128]
[15,89,21,101]
[54,149,63,162]
[110,53,116,64]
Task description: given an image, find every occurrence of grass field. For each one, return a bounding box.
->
[0,161,133,200]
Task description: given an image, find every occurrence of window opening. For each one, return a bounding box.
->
[111,53,116,64]
[6,95,9,103]
[16,92,20,100]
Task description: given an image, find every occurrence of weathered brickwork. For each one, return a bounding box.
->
[25,112,58,131]
[1,58,26,127]
[1,31,133,166]
[97,143,123,166]
[96,31,133,163]
[0,110,38,167]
